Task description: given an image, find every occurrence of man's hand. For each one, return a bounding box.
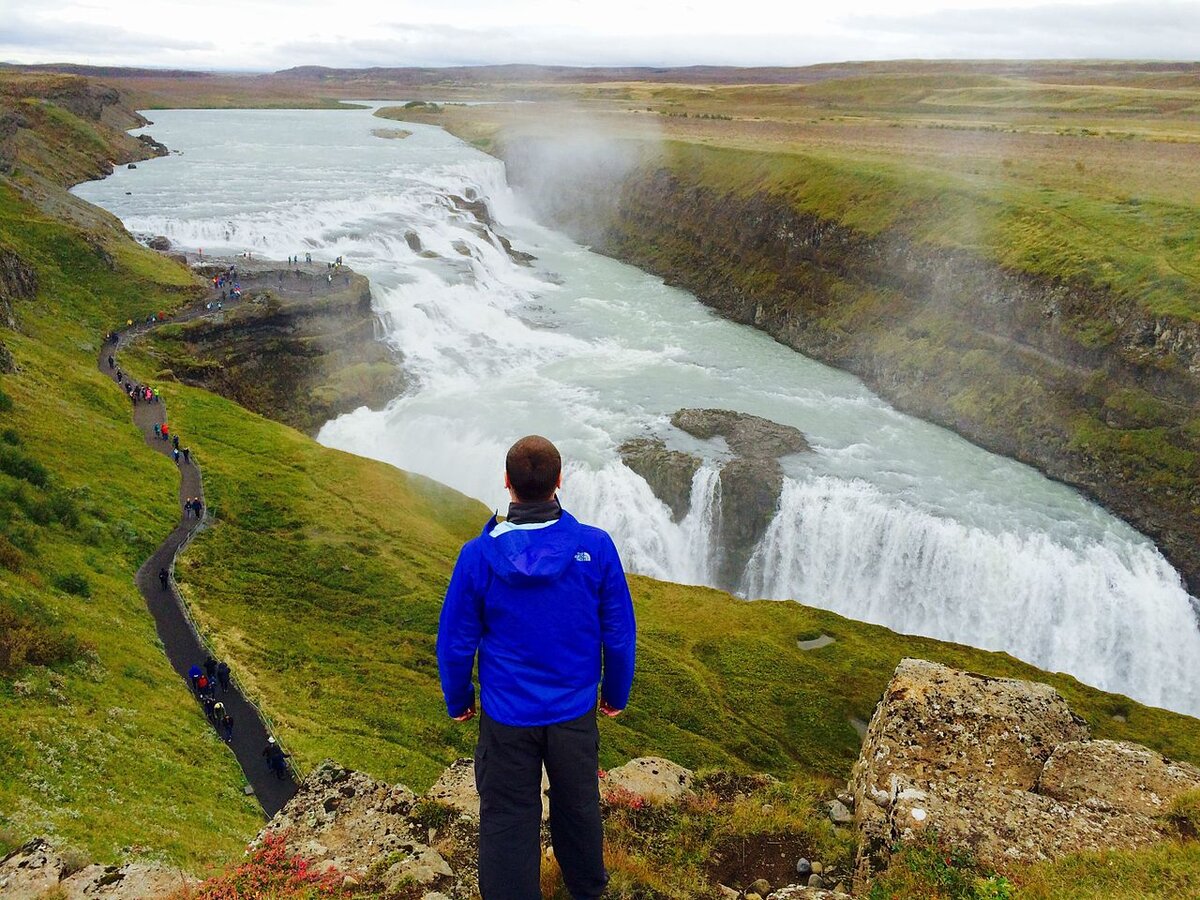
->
[599,699,623,718]
[452,705,476,722]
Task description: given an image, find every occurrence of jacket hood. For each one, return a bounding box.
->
[480,509,582,586]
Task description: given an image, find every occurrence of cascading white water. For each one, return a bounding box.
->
[72,105,1200,717]
[745,477,1200,712]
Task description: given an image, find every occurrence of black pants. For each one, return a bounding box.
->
[476,708,608,900]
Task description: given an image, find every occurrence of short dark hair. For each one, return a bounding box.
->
[505,435,561,502]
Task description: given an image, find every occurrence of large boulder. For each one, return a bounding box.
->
[61,862,197,899]
[716,456,785,587]
[1039,739,1200,816]
[667,408,809,587]
[849,659,1200,888]
[671,408,809,458]
[428,756,551,822]
[147,235,171,251]
[618,437,702,521]
[0,839,65,899]
[602,756,694,803]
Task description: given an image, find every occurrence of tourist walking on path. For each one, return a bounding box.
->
[217,660,231,693]
[263,738,290,780]
[437,435,637,900]
[100,318,297,816]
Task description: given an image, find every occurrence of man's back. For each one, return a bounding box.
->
[438,509,635,728]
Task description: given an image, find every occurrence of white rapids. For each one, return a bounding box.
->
[73,105,1200,717]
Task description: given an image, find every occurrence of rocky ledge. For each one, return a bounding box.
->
[620,408,809,589]
[0,839,195,900]
[849,658,1200,889]
[251,755,844,899]
[144,258,405,435]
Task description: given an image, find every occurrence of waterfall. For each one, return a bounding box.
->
[73,107,1200,717]
[745,477,1200,713]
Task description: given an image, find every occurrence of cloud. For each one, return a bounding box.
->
[0,1,1197,70]
[267,25,833,69]
[836,0,1200,59]
[0,13,215,58]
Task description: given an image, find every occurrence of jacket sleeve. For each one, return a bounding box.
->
[436,544,484,717]
[598,534,637,710]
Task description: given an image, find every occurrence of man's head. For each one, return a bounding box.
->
[504,435,562,502]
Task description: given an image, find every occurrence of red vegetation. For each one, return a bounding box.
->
[182,833,348,899]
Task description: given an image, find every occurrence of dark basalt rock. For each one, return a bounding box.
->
[621,408,810,590]
[135,133,169,157]
[449,194,495,228]
[716,456,786,588]
[0,247,38,314]
[618,438,702,522]
[672,408,809,458]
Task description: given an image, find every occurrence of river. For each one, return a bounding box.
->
[73,105,1200,717]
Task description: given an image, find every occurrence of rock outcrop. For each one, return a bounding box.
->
[622,408,809,588]
[671,408,810,458]
[618,437,701,521]
[602,756,695,803]
[147,235,171,251]
[0,245,38,329]
[673,411,808,589]
[0,839,196,899]
[246,754,846,898]
[259,759,465,896]
[148,260,405,435]
[849,659,1200,888]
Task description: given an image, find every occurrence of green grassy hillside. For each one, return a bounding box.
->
[0,181,262,864]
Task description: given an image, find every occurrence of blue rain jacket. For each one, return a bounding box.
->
[436,509,637,727]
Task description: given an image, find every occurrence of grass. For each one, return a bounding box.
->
[1012,842,1200,898]
[0,181,261,866]
[647,139,1200,321]
[544,774,856,898]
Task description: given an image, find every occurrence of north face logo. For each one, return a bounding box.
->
[574,551,591,562]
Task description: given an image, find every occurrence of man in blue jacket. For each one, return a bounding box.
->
[437,435,636,900]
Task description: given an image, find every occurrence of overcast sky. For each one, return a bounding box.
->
[1,0,1197,70]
